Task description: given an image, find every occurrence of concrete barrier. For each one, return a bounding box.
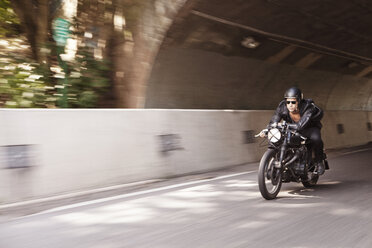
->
[322,111,371,148]
[0,109,371,204]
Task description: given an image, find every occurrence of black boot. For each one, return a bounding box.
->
[314,161,325,175]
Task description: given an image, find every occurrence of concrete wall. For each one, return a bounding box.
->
[322,111,372,148]
[145,47,372,111]
[0,109,371,204]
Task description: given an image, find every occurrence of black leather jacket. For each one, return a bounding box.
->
[269,99,323,130]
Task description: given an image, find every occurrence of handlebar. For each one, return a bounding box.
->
[257,122,307,140]
[287,123,298,130]
[255,128,268,138]
[271,122,296,130]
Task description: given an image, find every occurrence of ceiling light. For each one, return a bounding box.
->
[241,36,260,49]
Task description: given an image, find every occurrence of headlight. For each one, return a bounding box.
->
[268,128,281,143]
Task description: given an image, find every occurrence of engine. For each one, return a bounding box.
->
[293,161,306,176]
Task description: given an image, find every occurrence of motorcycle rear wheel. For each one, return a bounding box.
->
[301,162,319,187]
[258,149,282,200]
[302,172,319,187]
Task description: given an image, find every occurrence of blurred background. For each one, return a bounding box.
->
[1,0,114,108]
[0,0,190,109]
[1,0,372,111]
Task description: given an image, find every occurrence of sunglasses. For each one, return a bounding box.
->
[286,101,297,105]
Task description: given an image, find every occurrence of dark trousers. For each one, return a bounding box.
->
[300,127,324,163]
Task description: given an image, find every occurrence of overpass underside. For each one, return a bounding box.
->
[144,0,372,111]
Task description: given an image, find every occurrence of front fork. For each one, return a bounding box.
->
[270,135,288,185]
[270,132,290,185]
[275,132,290,171]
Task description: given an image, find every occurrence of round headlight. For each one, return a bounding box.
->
[268,128,281,143]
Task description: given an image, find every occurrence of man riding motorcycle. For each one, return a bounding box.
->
[264,87,326,175]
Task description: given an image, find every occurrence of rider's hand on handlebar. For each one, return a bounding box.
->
[255,129,268,138]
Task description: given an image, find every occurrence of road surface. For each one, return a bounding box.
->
[1,146,372,248]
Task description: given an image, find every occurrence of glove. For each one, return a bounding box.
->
[255,129,268,138]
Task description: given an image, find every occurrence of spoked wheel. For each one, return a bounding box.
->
[301,163,319,187]
[258,149,282,200]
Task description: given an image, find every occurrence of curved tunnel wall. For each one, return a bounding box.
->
[145,47,372,111]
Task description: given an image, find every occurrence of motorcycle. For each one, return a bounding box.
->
[255,121,329,200]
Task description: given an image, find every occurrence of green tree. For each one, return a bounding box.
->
[1,0,116,108]
[0,0,21,37]
[66,47,111,108]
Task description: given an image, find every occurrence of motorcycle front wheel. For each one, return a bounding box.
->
[258,149,282,200]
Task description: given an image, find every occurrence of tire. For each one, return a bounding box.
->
[258,149,282,200]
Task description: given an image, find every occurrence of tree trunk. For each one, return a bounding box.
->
[35,0,48,63]
[10,0,49,63]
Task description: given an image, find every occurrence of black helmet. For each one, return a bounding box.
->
[284,87,303,101]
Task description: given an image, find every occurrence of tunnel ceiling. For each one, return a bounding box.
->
[163,0,372,78]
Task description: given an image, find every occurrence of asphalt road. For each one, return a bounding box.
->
[1,146,372,248]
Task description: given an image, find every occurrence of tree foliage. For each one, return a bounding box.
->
[0,0,112,108]
[0,44,52,108]
[59,47,111,108]
[0,39,110,108]
[0,0,21,37]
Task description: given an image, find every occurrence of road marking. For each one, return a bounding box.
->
[341,147,372,156]
[15,170,256,219]
[0,180,162,210]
